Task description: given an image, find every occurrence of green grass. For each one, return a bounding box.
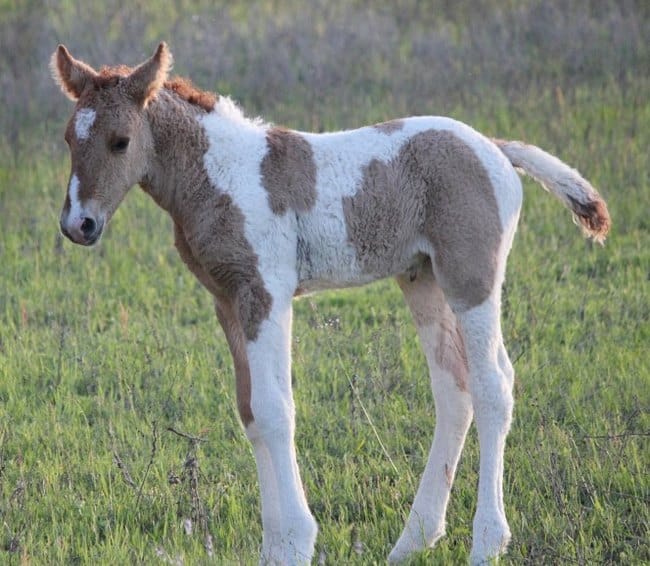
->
[0,80,648,564]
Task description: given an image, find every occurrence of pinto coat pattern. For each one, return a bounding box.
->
[51,43,610,565]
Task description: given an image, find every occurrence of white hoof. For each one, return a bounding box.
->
[469,512,511,565]
[388,527,445,564]
[260,515,317,565]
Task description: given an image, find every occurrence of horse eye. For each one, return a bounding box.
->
[111,137,130,153]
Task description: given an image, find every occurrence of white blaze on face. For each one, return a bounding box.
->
[75,108,96,140]
[68,173,82,221]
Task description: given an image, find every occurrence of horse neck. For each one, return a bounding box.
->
[141,91,212,217]
[141,91,266,223]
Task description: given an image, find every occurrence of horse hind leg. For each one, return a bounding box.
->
[389,262,474,563]
[452,294,514,565]
[436,224,517,564]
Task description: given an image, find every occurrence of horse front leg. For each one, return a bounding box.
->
[218,289,317,565]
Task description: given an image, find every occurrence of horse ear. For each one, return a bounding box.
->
[51,44,98,101]
[125,42,172,108]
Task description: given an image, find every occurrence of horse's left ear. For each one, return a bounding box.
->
[125,42,173,108]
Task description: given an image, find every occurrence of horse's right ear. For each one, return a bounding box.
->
[50,45,98,101]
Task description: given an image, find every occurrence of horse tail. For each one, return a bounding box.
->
[492,139,610,243]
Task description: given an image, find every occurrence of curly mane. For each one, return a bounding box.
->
[164,77,217,112]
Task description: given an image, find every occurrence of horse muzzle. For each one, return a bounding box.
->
[60,213,104,246]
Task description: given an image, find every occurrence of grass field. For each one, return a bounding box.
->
[1,3,649,565]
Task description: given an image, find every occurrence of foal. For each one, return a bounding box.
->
[51,43,610,564]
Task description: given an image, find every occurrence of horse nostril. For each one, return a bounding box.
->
[80,217,97,238]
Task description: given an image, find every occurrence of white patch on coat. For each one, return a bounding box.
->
[74,108,96,140]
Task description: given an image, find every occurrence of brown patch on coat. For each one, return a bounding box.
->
[173,221,221,296]
[260,128,317,215]
[373,119,405,135]
[142,89,272,341]
[344,129,502,309]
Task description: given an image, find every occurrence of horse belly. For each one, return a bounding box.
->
[295,212,418,294]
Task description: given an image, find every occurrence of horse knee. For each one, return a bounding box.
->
[469,369,513,431]
[246,395,295,442]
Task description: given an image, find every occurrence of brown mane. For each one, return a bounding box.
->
[164,76,218,112]
[92,67,217,112]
